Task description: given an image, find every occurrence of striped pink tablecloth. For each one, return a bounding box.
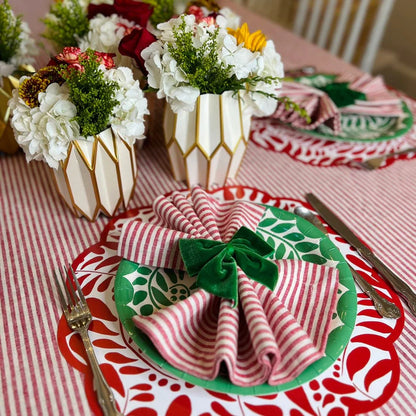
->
[1,1,416,415]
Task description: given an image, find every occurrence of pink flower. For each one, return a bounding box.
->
[200,16,216,25]
[187,5,205,22]
[186,5,218,25]
[94,52,116,69]
[67,63,85,72]
[117,21,134,35]
[55,47,84,65]
[53,47,115,71]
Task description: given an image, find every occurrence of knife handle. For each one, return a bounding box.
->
[367,252,416,316]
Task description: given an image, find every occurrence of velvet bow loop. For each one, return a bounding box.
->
[179,226,278,305]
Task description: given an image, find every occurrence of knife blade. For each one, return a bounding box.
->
[306,192,416,316]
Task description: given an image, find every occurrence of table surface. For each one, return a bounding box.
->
[1,1,416,415]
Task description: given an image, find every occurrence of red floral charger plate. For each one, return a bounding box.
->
[251,95,416,168]
[58,186,404,416]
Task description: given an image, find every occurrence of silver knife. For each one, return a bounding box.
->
[306,192,416,316]
[294,206,400,318]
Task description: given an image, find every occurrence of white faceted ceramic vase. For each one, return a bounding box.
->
[52,128,137,221]
[164,91,252,188]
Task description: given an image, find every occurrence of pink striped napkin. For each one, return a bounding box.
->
[117,187,340,387]
[272,74,404,134]
[340,74,405,117]
[273,81,342,134]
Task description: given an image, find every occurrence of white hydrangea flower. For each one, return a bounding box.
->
[259,40,284,79]
[157,13,196,43]
[142,33,200,113]
[240,84,279,117]
[145,15,229,112]
[104,66,149,144]
[221,34,259,79]
[9,22,38,68]
[78,14,137,69]
[9,60,149,169]
[0,61,15,81]
[9,82,81,169]
[237,40,284,117]
[1,21,38,82]
[142,15,284,115]
[218,8,241,29]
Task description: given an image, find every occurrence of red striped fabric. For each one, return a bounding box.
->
[119,222,189,270]
[132,259,339,386]
[2,0,416,414]
[272,73,405,135]
[273,81,341,133]
[342,74,405,117]
[118,187,266,268]
[121,188,339,386]
[2,103,416,414]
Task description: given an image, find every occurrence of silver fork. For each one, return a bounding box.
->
[53,266,123,416]
[359,147,416,170]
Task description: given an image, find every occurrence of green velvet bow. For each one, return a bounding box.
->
[318,82,366,108]
[179,227,278,306]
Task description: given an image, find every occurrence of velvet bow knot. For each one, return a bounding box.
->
[179,227,278,305]
[318,82,366,108]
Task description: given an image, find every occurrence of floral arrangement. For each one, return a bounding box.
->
[41,0,241,75]
[8,47,148,169]
[183,1,240,29]
[118,1,241,73]
[141,14,284,116]
[138,0,174,26]
[42,0,173,63]
[0,0,37,82]
[41,0,91,50]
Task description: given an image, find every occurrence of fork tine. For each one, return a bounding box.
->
[57,266,76,310]
[64,265,79,307]
[53,269,68,310]
[69,266,87,305]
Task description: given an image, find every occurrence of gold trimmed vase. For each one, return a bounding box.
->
[0,75,20,154]
[51,128,137,221]
[163,91,252,188]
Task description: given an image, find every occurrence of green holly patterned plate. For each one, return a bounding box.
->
[114,206,357,395]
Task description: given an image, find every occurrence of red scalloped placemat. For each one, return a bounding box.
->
[58,186,403,416]
[251,96,416,168]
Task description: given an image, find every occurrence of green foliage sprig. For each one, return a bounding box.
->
[168,18,280,96]
[168,19,237,95]
[169,18,310,121]
[141,0,174,26]
[42,0,89,50]
[61,50,119,137]
[0,0,22,63]
[277,96,311,123]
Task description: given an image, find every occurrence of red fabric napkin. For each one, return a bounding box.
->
[117,187,339,386]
